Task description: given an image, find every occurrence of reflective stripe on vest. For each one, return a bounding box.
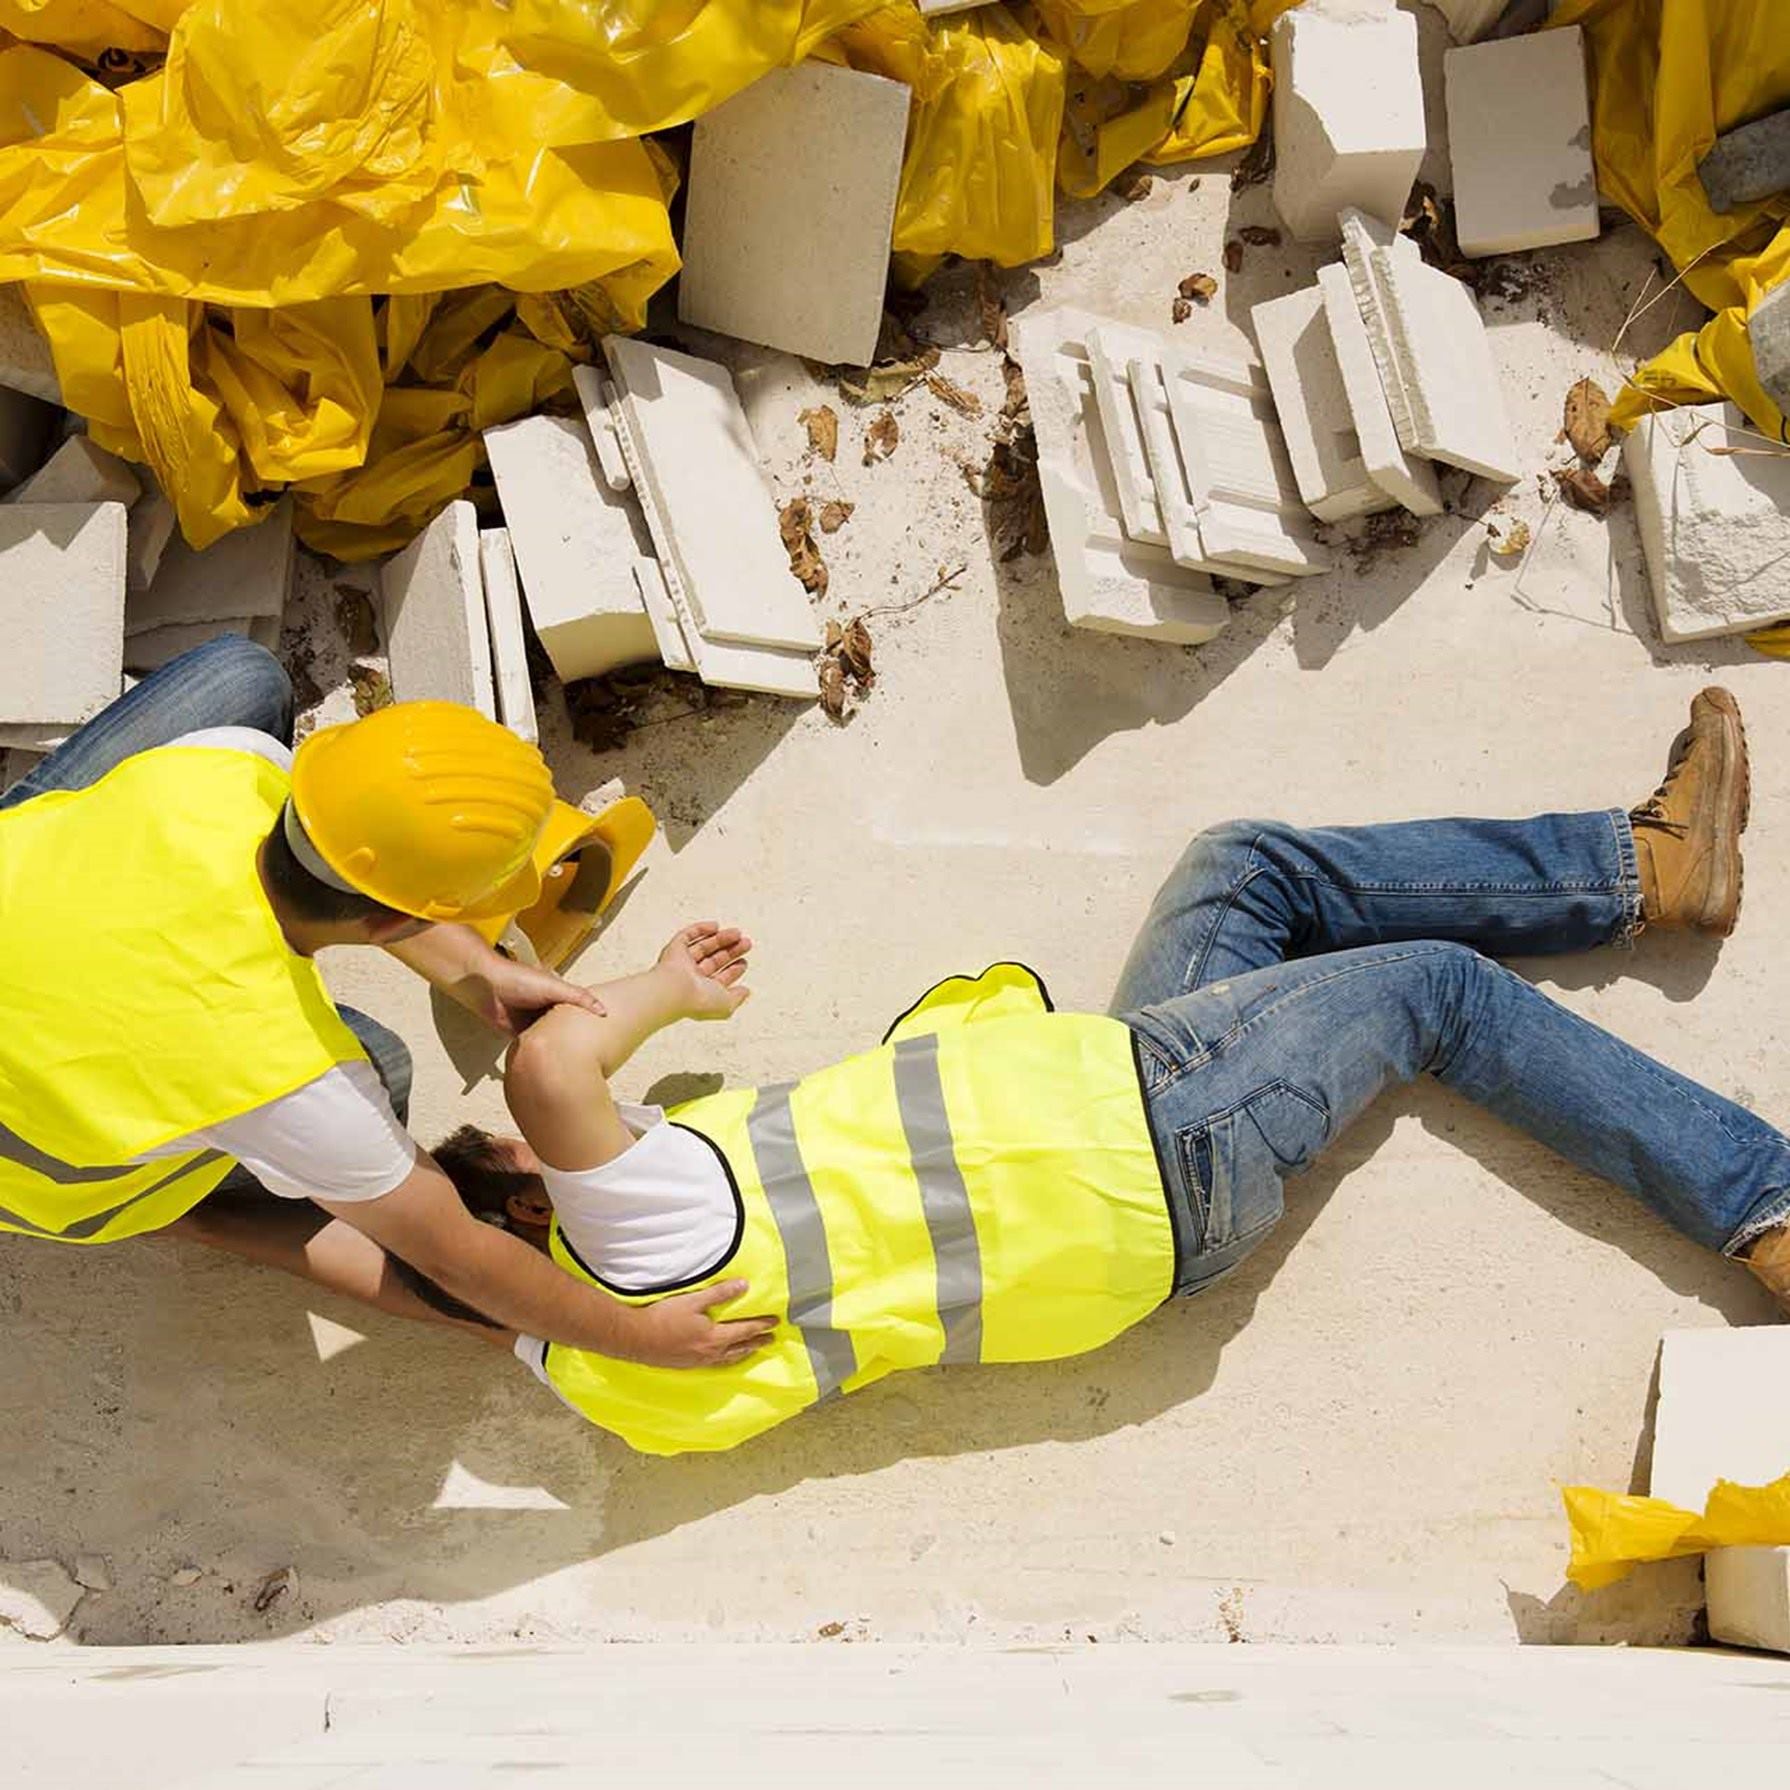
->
[541,966,1175,1456]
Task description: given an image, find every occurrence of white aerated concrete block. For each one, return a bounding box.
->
[1271,0,1426,243]
[594,342,820,652]
[679,62,911,367]
[1652,1327,1790,1656]
[381,501,494,718]
[1446,28,1598,258]
[0,286,60,404]
[1252,285,1397,522]
[1011,307,1229,646]
[478,527,538,744]
[127,497,293,634]
[123,617,278,676]
[1425,0,1507,41]
[1624,401,1790,642]
[0,384,57,491]
[3,435,140,507]
[0,504,126,726]
[1318,262,1443,515]
[127,489,177,592]
[483,413,658,684]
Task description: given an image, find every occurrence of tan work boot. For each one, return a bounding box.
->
[1630,686,1749,936]
[1742,1225,1790,1317]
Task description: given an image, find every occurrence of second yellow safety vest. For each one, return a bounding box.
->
[541,964,1175,1453]
[0,745,368,1244]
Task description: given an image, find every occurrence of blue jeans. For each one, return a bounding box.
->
[1114,816,1790,1293]
[0,635,412,1142]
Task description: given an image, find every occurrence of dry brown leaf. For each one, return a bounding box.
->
[818,499,854,534]
[799,404,838,462]
[839,617,874,686]
[334,585,379,656]
[863,411,899,465]
[1178,271,1217,303]
[1561,378,1611,464]
[818,657,847,720]
[1554,466,1611,515]
[778,496,829,595]
[1239,224,1282,247]
[925,371,982,416]
[1115,167,1155,202]
[253,1567,295,1614]
[1222,239,1244,273]
[999,358,1029,425]
[1486,516,1531,558]
[976,262,1009,353]
[1171,296,1193,324]
[815,614,876,722]
[1231,127,1274,192]
[348,660,392,716]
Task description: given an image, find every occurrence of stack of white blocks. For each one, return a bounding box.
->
[1013,307,1328,646]
[1651,1327,1790,1656]
[482,339,820,702]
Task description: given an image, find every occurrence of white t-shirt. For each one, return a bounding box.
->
[132,728,417,1203]
[514,1102,738,1385]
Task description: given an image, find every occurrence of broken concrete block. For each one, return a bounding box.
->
[0,504,125,726]
[381,501,494,719]
[483,413,657,684]
[127,489,177,592]
[572,369,632,493]
[1446,28,1598,258]
[632,557,695,675]
[1271,0,1426,243]
[71,1554,112,1593]
[1340,208,1420,448]
[1424,0,1508,41]
[595,340,821,652]
[679,62,911,367]
[477,527,538,744]
[1704,1547,1790,1655]
[1252,285,1398,522]
[0,1558,83,1640]
[1011,307,1229,646]
[3,435,141,507]
[1317,263,1443,516]
[0,384,57,492]
[1624,400,1790,642]
[127,497,293,634]
[1748,280,1790,418]
[1082,319,1172,547]
[1697,106,1790,216]
[123,617,278,677]
[0,287,61,405]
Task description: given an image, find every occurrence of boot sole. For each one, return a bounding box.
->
[1698,687,1747,936]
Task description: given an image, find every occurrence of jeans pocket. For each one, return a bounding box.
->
[1241,1081,1332,1175]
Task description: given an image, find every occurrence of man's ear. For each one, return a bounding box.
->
[505,1188,553,1230]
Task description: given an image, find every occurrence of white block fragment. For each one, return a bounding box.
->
[124,618,276,676]
[477,527,538,744]
[1271,0,1426,243]
[0,286,62,404]
[381,501,494,718]
[127,489,177,592]
[1251,285,1397,522]
[1317,261,1444,516]
[1370,243,1520,480]
[0,504,126,726]
[1704,1548,1790,1655]
[483,413,658,684]
[0,384,57,491]
[570,368,631,493]
[1010,307,1229,646]
[0,1559,83,1640]
[632,558,695,674]
[1082,319,1170,546]
[1425,0,1507,43]
[597,338,821,652]
[1446,28,1598,258]
[1624,401,1790,642]
[126,497,294,634]
[3,435,140,507]
[679,62,911,367]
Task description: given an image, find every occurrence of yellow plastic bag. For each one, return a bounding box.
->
[1550,0,1790,443]
[0,0,183,58]
[1563,1471,1790,1591]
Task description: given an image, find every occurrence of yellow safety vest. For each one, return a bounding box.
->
[542,964,1175,1454]
[0,745,367,1244]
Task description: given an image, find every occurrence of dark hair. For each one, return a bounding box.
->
[260,818,406,927]
[433,1122,538,1223]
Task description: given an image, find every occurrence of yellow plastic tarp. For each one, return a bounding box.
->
[0,0,184,58]
[1563,1471,1790,1591]
[1550,0,1789,444]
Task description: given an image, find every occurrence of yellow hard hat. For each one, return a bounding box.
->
[289,702,556,922]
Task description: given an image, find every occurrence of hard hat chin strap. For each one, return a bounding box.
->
[281,799,363,896]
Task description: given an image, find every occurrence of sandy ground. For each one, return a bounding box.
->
[4,8,1784,1649]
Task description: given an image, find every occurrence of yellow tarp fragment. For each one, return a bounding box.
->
[0,0,183,58]
[1563,1471,1790,1591]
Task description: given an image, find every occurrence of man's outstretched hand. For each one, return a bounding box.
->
[632,1278,777,1367]
[657,921,753,1021]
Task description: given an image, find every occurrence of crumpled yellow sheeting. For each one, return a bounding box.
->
[0,0,183,58]
[1563,1472,1790,1592]
[1550,0,1789,443]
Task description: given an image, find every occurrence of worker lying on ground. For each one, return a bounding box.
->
[0,636,771,1371]
[425,687,1790,1454]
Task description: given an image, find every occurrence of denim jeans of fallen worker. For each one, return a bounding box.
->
[1112,815,1790,1295]
[0,634,413,1167]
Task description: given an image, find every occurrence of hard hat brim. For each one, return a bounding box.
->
[447,854,544,923]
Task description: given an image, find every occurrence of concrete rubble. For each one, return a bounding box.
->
[1750,280,1790,416]
[1445,27,1600,258]
[679,62,911,367]
[478,528,539,745]
[381,500,495,719]
[127,498,295,636]
[1623,400,1790,642]
[1271,0,1426,244]
[3,435,140,508]
[1424,0,1510,41]
[0,286,61,406]
[0,386,58,491]
[1652,1328,1790,1656]
[1696,105,1790,216]
[0,1559,83,1641]
[0,504,126,728]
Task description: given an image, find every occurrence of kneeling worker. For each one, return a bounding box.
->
[437,690,1790,1454]
[0,636,769,1370]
